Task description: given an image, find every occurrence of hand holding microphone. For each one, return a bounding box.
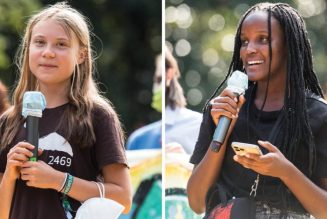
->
[22,91,46,161]
[210,71,248,152]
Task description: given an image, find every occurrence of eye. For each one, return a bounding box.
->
[240,39,248,46]
[57,41,69,48]
[260,36,269,43]
[33,39,45,46]
[56,41,69,48]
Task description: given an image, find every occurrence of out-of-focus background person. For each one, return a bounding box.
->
[164,45,202,219]
[126,55,162,150]
[123,55,162,218]
[165,45,202,154]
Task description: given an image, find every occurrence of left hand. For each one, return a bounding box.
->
[233,140,293,179]
[20,160,63,190]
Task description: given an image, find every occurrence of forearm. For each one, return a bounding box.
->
[0,173,16,219]
[68,176,131,212]
[187,143,227,214]
[281,164,327,218]
[52,171,131,213]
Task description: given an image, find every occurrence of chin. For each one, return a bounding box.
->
[245,72,257,81]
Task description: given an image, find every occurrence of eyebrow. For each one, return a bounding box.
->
[32,35,70,41]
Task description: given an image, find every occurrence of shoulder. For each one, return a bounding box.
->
[306,91,327,131]
[91,102,119,123]
[181,108,202,119]
[306,91,327,115]
[166,106,202,125]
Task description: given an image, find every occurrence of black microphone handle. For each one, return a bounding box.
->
[210,116,231,152]
[26,116,39,161]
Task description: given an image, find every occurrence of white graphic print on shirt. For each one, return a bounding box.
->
[39,132,73,168]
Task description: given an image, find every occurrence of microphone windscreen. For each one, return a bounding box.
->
[227,70,248,95]
[22,91,47,118]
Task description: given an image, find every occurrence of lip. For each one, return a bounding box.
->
[39,64,58,68]
[247,60,264,65]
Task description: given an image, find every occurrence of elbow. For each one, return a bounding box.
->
[120,183,132,214]
[188,196,205,215]
[122,193,132,214]
[187,180,206,215]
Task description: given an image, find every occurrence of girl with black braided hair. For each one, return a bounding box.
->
[187,2,327,218]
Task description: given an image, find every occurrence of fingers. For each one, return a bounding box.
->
[210,89,243,124]
[20,162,38,183]
[233,154,261,168]
[257,140,278,152]
[238,95,246,108]
[38,148,43,156]
[7,142,34,162]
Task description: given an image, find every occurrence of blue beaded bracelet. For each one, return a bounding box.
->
[62,173,74,195]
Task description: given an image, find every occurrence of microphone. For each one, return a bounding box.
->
[22,91,46,161]
[210,70,248,152]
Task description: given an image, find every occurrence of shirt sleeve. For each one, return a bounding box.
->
[312,113,327,178]
[307,97,327,178]
[92,107,128,170]
[190,105,215,165]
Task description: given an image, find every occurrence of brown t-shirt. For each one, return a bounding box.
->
[0,103,127,219]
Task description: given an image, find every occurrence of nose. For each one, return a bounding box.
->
[42,46,55,58]
[246,41,257,54]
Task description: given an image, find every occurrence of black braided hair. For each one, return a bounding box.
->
[208,0,325,197]
[206,2,324,211]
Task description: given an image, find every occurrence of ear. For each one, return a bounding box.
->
[77,48,87,65]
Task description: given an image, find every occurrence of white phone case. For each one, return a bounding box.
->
[231,142,262,155]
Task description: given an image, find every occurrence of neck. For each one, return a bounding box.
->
[254,79,286,112]
[39,83,70,108]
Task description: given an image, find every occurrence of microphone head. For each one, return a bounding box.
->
[227,70,248,95]
[22,91,47,118]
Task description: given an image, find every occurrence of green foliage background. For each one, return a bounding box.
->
[166,0,327,112]
[0,0,162,136]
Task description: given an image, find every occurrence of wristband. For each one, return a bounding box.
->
[62,173,74,195]
[58,173,68,192]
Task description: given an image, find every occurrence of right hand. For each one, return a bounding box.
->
[5,142,41,181]
[210,88,246,125]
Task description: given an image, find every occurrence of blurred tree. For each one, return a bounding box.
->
[166,0,327,112]
[0,0,161,136]
[0,0,41,88]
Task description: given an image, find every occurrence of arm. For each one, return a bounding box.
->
[187,91,245,214]
[0,142,35,219]
[65,163,132,214]
[280,165,327,218]
[235,141,327,218]
[0,172,16,219]
[187,141,228,214]
[20,162,132,214]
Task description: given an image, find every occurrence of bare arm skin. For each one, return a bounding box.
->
[187,90,246,214]
[20,161,132,214]
[235,141,327,218]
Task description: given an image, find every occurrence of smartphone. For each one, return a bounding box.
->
[231,142,262,156]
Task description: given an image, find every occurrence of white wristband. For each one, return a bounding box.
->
[58,173,68,192]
